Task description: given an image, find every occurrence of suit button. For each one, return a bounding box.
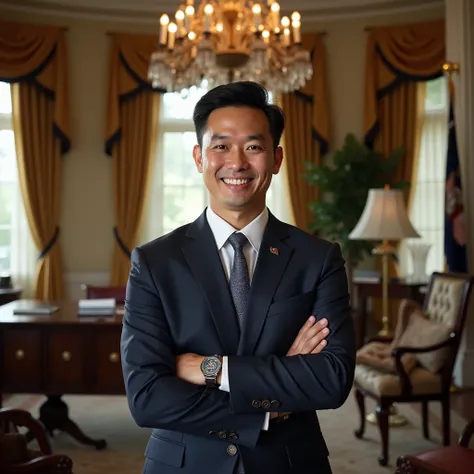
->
[217,431,227,439]
[227,444,238,456]
[228,432,239,441]
[261,400,271,409]
[252,400,261,408]
[270,400,280,409]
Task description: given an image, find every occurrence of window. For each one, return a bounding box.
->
[0,82,36,294]
[399,77,449,279]
[140,87,293,243]
[0,82,15,273]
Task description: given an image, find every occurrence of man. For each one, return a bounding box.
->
[121,81,356,474]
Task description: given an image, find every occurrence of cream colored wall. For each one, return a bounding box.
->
[0,6,444,275]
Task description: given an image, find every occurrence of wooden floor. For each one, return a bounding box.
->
[450,387,474,422]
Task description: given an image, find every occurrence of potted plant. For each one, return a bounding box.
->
[303,133,410,290]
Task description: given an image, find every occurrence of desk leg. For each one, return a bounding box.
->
[38,395,107,450]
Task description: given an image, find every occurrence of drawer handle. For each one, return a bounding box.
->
[16,349,25,360]
[62,351,71,362]
[109,352,119,363]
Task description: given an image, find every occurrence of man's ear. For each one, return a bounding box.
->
[272,146,284,174]
[193,145,203,173]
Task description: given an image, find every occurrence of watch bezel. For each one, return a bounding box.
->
[201,355,222,377]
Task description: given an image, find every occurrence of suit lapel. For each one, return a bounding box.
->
[238,214,294,355]
[182,211,240,355]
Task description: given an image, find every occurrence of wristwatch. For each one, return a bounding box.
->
[201,354,223,388]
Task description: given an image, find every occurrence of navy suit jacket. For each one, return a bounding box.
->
[120,210,356,474]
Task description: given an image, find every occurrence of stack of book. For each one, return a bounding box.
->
[13,300,59,315]
[77,298,116,317]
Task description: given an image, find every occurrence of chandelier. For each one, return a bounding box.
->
[147,0,313,94]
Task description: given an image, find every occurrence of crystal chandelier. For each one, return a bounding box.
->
[147,0,313,93]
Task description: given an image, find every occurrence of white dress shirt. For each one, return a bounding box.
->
[206,206,270,431]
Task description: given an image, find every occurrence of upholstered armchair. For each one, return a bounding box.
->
[81,284,126,304]
[396,418,474,473]
[353,272,474,466]
[0,408,73,474]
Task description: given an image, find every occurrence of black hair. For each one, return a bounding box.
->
[192,81,285,150]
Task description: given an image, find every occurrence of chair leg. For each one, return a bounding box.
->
[421,401,429,440]
[376,403,390,467]
[441,396,451,446]
[353,388,366,439]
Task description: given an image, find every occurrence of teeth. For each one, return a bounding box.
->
[223,178,250,185]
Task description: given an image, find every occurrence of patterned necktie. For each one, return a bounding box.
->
[228,232,251,330]
[227,231,250,474]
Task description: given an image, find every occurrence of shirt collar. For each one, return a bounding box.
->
[206,206,269,253]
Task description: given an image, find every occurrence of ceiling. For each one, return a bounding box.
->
[0,0,444,23]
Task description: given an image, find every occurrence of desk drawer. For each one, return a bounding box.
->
[96,329,124,393]
[2,329,41,391]
[46,331,85,392]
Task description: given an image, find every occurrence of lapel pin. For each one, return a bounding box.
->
[269,246,279,256]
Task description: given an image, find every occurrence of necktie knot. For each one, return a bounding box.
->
[228,232,248,251]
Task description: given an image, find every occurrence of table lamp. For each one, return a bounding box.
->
[349,185,420,337]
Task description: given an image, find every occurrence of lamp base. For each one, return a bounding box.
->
[377,327,393,338]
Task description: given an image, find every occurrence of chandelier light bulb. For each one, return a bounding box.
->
[175,10,185,21]
[168,22,178,33]
[188,31,197,40]
[291,11,301,21]
[185,5,194,15]
[281,16,290,28]
[160,14,170,26]
[271,2,280,12]
[252,4,262,14]
[204,3,214,15]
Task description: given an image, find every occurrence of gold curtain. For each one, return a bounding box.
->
[106,33,162,285]
[0,20,70,300]
[281,33,329,232]
[363,20,444,324]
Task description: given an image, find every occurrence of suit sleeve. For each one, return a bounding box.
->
[120,247,265,448]
[227,243,356,414]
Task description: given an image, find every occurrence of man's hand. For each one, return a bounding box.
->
[176,353,205,385]
[287,316,329,356]
[271,317,329,420]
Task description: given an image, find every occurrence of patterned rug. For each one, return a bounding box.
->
[5,391,463,474]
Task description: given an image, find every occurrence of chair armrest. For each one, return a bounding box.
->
[391,333,455,357]
[459,420,474,447]
[9,454,73,474]
[0,408,52,455]
[366,335,394,344]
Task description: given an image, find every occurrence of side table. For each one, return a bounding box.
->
[352,279,426,349]
[0,288,23,306]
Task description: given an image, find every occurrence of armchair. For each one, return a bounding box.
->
[353,272,474,466]
[0,408,73,474]
[396,418,474,473]
[81,284,126,304]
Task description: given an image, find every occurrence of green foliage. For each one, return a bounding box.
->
[304,133,410,266]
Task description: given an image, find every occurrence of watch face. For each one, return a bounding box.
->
[201,356,221,376]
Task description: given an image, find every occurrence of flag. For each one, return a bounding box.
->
[444,83,468,273]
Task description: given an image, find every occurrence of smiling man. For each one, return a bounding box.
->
[121,81,356,474]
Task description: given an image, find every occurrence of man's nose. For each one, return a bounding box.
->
[227,148,249,169]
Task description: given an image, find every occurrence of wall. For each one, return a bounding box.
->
[0,5,445,293]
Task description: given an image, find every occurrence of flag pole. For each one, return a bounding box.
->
[442,61,461,395]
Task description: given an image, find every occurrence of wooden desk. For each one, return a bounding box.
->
[0,287,23,306]
[0,300,125,450]
[353,279,426,349]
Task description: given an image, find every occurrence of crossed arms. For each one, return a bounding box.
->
[120,244,356,449]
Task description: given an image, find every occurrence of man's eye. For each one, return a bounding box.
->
[248,145,263,151]
[213,144,227,150]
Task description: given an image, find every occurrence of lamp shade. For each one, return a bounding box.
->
[349,188,420,240]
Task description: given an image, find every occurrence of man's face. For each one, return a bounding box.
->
[192,106,283,216]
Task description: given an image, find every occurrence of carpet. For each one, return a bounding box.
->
[5,392,456,474]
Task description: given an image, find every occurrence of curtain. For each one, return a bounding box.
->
[0,20,71,300]
[106,33,163,285]
[281,33,329,232]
